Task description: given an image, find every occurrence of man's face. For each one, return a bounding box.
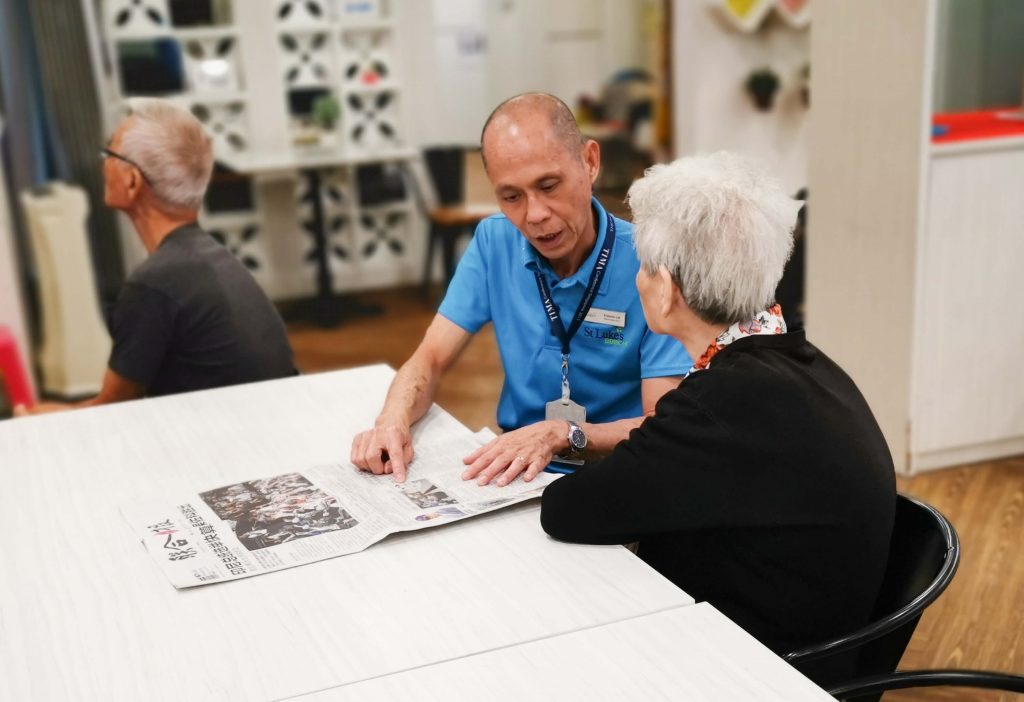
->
[483,111,599,265]
[102,119,136,211]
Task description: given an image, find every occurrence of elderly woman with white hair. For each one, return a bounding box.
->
[19,98,294,415]
[541,152,896,682]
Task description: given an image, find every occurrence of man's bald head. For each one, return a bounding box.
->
[480,93,587,170]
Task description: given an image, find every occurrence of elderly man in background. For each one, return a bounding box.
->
[350,93,691,485]
[18,99,294,415]
[541,152,896,685]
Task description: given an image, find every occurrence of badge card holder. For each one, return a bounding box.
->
[546,357,585,467]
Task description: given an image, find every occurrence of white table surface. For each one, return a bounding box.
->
[0,366,692,701]
[218,146,418,176]
[288,603,833,702]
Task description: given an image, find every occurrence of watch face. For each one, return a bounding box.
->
[569,427,587,450]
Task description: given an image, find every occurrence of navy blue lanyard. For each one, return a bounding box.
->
[533,212,616,356]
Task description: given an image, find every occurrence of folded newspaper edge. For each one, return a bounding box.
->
[121,408,560,589]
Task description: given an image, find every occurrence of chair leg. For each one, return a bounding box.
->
[441,226,458,296]
[421,221,440,297]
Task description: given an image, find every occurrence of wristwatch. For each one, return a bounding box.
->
[566,420,587,459]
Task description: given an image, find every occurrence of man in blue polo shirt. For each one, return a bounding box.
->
[350,93,691,486]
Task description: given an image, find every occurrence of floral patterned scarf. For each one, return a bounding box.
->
[687,304,787,376]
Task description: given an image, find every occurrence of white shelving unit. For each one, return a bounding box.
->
[94,0,422,301]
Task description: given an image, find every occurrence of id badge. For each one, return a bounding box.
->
[545,398,586,423]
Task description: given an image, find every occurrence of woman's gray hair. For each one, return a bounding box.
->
[120,98,213,212]
[627,152,801,325]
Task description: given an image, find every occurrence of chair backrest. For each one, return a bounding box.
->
[785,494,960,690]
[829,669,1024,700]
[355,162,408,207]
[423,146,465,206]
[857,494,959,677]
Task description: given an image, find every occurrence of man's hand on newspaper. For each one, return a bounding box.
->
[461,420,565,487]
[350,419,415,483]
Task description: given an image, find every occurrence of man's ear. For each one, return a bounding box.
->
[582,139,600,185]
[125,168,144,203]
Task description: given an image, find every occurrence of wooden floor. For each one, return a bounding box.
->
[290,286,1024,701]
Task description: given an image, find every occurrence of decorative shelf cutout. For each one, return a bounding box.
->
[279,31,335,87]
[358,207,409,262]
[108,0,169,33]
[190,99,249,153]
[295,170,358,277]
[275,0,331,26]
[715,0,810,32]
[297,170,352,241]
[182,34,243,93]
[339,27,394,89]
[208,219,265,273]
[303,212,356,276]
[344,90,402,154]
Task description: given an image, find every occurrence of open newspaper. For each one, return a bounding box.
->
[122,407,560,589]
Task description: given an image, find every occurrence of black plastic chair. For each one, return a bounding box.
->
[785,494,960,692]
[829,669,1024,700]
[415,147,497,300]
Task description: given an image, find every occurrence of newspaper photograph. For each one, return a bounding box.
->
[122,408,560,589]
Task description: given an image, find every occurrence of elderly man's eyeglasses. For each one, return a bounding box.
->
[100,147,150,183]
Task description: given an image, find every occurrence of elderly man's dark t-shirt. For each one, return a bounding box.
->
[108,223,294,396]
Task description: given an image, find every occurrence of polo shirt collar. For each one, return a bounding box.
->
[521,196,613,295]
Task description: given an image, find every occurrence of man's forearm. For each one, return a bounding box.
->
[376,314,472,430]
[79,368,146,408]
[577,417,644,457]
[566,375,678,458]
[378,354,443,428]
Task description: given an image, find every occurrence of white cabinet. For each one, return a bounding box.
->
[910,142,1024,470]
[807,0,1024,474]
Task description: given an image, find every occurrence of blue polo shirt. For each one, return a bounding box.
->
[439,197,691,431]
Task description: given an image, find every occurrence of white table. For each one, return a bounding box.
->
[0,366,692,701]
[220,146,418,177]
[289,603,833,702]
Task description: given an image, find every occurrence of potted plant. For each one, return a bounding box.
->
[313,94,341,133]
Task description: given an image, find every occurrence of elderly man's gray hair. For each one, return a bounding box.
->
[627,152,801,325]
[120,98,214,212]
